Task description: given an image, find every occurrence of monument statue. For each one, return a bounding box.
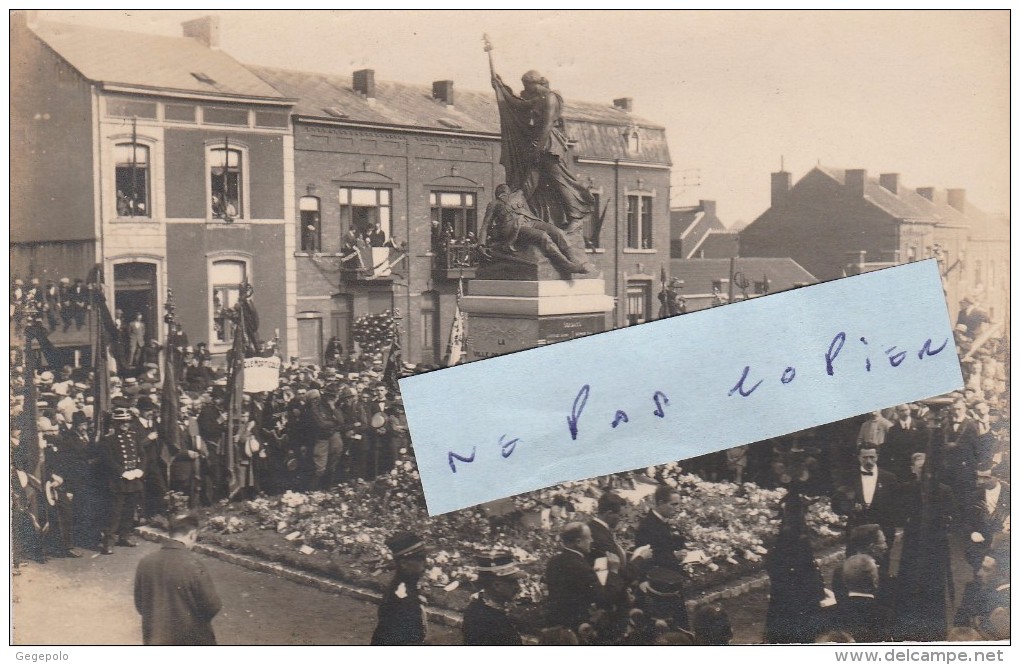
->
[480,184,590,274]
[480,34,595,279]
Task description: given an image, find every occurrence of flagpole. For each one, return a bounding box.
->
[130,116,138,215]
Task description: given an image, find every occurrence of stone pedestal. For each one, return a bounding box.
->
[462,279,615,361]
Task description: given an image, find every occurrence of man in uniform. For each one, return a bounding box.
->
[100,407,144,554]
[371,531,428,645]
[462,550,525,645]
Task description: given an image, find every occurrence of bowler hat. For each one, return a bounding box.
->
[645,566,685,594]
[385,531,426,558]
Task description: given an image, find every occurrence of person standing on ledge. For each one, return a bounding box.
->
[134,511,222,645]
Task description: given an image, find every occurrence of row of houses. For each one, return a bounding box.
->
[12,14,1006,365]
[12,14,677,365]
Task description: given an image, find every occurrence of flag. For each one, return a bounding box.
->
[382,315,402,391]
[224,291,257,497]
[657,265,669,319]
[160,333,182,473]
[91,291,114,442]
[444,278,466,366]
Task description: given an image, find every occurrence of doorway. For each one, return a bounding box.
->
[114,262,158,342]
[297,316,323,366]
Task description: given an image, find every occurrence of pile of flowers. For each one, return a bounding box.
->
[352,310,396,354]
[204,451,845,611]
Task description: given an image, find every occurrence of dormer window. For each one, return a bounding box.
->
[625,127,640,154]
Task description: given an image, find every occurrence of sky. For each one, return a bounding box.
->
[39,9,1010,227]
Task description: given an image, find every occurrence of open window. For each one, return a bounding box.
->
[114,143,150,218]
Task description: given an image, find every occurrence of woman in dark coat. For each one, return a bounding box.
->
[764,493,826,643]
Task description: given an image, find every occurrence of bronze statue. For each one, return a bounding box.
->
[483,35,594,277]
[481,185,590,274]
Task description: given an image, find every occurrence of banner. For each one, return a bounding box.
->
[243,355,281,393]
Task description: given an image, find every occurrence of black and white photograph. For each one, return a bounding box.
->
[9,9,1010,651]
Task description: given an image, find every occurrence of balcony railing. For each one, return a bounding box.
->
[434,237,479,279]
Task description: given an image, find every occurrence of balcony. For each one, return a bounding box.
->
[433,237,479,280]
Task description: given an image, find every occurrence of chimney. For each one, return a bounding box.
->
[879,173,900,195]
[771,171,792,208]
[845,169,867,197]
[699,199,717,218]
[915,187,935,202]
[947,188,966,212]
[353,69,376,99]
[613,97,633,112]
[182,16,220,49]
[432,80,454,107]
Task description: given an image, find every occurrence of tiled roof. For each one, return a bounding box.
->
[813,166,969,226]
[668,257,817,295]
[32,21,285,100]
[248,65,670,163]
[250,65,498,133]
[670,204,727,258]
[694,231,739,259]
[566,119,671,164]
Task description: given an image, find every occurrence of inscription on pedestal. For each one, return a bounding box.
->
[537,314,605,345]
[467,313,606,360]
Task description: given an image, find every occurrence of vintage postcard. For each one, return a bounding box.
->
[10,9,1009,652]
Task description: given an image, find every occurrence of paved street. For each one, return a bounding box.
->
[11,529,975,646]
[11,541,458,646]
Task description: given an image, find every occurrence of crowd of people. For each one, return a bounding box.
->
[10,283,1010,645]
[11,330,421,560]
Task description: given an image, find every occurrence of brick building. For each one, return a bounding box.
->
[670,200,738,259]
[12,15,297,357]
[739,166,1008,317]
[250,65,672,364]
[13,13,675,364]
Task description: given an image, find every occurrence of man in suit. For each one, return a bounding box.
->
[134,511,222,645]
[544,522,605,632]
[43,279,61,330]
[588,491,649,642]
[304,388,344,489]
[99,407,144,555]
[826,554,894,642]
[127,313,146,369]
[634,485,686,573]
[462,550,525,645]
[834,443,900,560]
[135,396,168,521]
[942,398,983,496]
[371,531,428,645]
[881,403,927,481]
[962,464,1010,572]
[196,390,227,503]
